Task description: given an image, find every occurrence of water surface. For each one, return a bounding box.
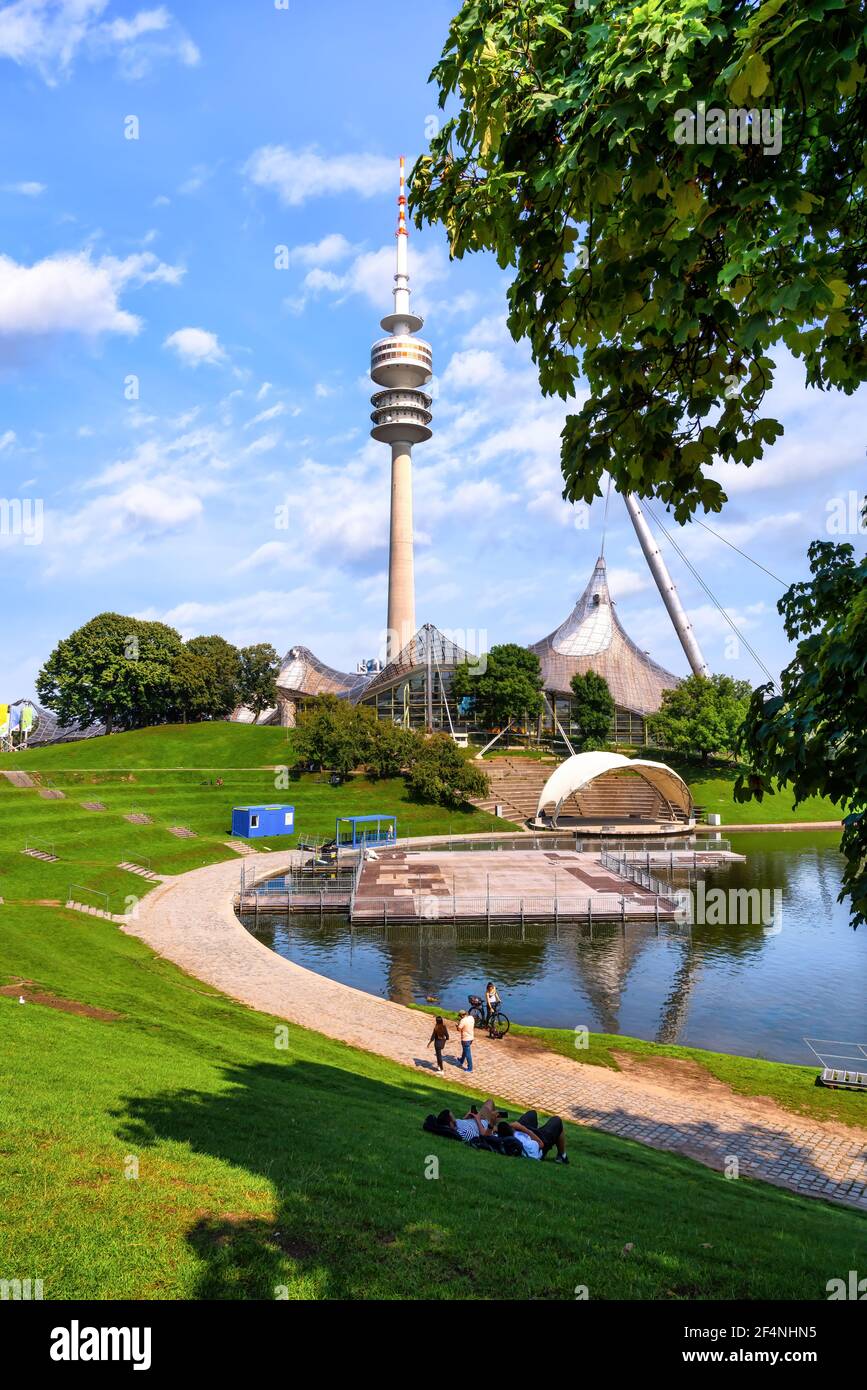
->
[240,832,865,1063]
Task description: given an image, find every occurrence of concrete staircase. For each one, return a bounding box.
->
[474,760,688,826]
[473,758,554,824]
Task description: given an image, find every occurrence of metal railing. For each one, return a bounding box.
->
[67,884,111,914]
[592,836,732,856]
[347,892,677,923]
[600,849,676,900]
[24,837,57,859]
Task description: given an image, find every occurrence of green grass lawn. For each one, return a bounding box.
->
[654,754,843,824]
[2,904,865,1301]
[0,721,296,770]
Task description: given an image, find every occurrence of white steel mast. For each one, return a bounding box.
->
[623,492,710,677]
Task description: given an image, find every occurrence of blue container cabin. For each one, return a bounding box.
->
[232,804,295,839]
[335,814,397,849]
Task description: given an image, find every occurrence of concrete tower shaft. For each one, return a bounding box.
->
[371,158,433,658]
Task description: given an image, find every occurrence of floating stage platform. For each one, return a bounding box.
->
[236,843,744,925]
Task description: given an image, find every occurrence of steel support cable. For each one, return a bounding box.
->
[641,500,779,689]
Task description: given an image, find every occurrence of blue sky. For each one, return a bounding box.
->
[0,0,864,703]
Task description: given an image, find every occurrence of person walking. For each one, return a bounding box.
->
[428,1016,449,1074]
[457,1010,475,1072]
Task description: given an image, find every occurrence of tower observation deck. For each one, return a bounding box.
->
[371,157,433,659]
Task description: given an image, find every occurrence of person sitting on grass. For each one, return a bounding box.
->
[437,1100,501,1142]
[497,1110,569,1164]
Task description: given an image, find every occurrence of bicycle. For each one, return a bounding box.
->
[467,994,510,1040]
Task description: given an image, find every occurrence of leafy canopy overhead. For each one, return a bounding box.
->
[412,0,867,521]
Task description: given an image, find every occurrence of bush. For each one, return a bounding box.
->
[405,735,490,808]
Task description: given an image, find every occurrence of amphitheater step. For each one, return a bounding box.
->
[117,861,160,881]
[65,900,129,924]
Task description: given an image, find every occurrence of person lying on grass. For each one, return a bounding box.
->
[497,1111,569,1164]
[437,1100,502,1141]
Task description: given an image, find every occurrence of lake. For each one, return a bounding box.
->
[239,832,866,1064]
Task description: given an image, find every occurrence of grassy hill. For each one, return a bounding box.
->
[0,721,860,1300]
[0,721,295,770]
[0,724,506,915]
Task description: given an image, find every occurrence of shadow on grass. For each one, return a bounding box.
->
[114,1057,503,1300]
[113,1050,867,1302]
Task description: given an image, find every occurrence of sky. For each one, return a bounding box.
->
[0,0,864,704]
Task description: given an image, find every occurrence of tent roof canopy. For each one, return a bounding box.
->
[536,751,693,823]
[359,622,476,700]
[528,556,681,714]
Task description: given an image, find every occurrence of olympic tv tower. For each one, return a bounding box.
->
[370,156,433,661]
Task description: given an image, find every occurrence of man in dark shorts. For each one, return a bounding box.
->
[497,1110,569,1163]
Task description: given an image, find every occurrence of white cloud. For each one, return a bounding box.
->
[244,402,285,429]
[606,566,653,599]
[53,480,203,568]
[0,428,17,451]
[163,326,226,367]
[288,241,448,315]
[441,349,507,392]
[287,233,355,268]
[2,180,44,196]
[0,248,182,337]
[244,146,396,207]
[0,1,199,85]
[157,587,332,644]
[242,432,280,456]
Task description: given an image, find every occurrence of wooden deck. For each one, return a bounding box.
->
[349,848,678,923]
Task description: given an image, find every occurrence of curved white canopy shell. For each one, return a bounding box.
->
[536,752,693,824]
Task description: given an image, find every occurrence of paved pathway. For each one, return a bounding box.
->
[127,854,867,1212]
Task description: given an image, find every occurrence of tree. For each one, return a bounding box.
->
[166,647,220,724]
[647,673,752,763]
[185,635,242,718]
[736,528,867,927]
[364,721,421,780]
[569,670,614,750]
[452,643,544,728]
[36,612,183,735]
[292,696,377,776]
[412,0,866,521]
[237,643,280,717]
[405,734,490,808]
